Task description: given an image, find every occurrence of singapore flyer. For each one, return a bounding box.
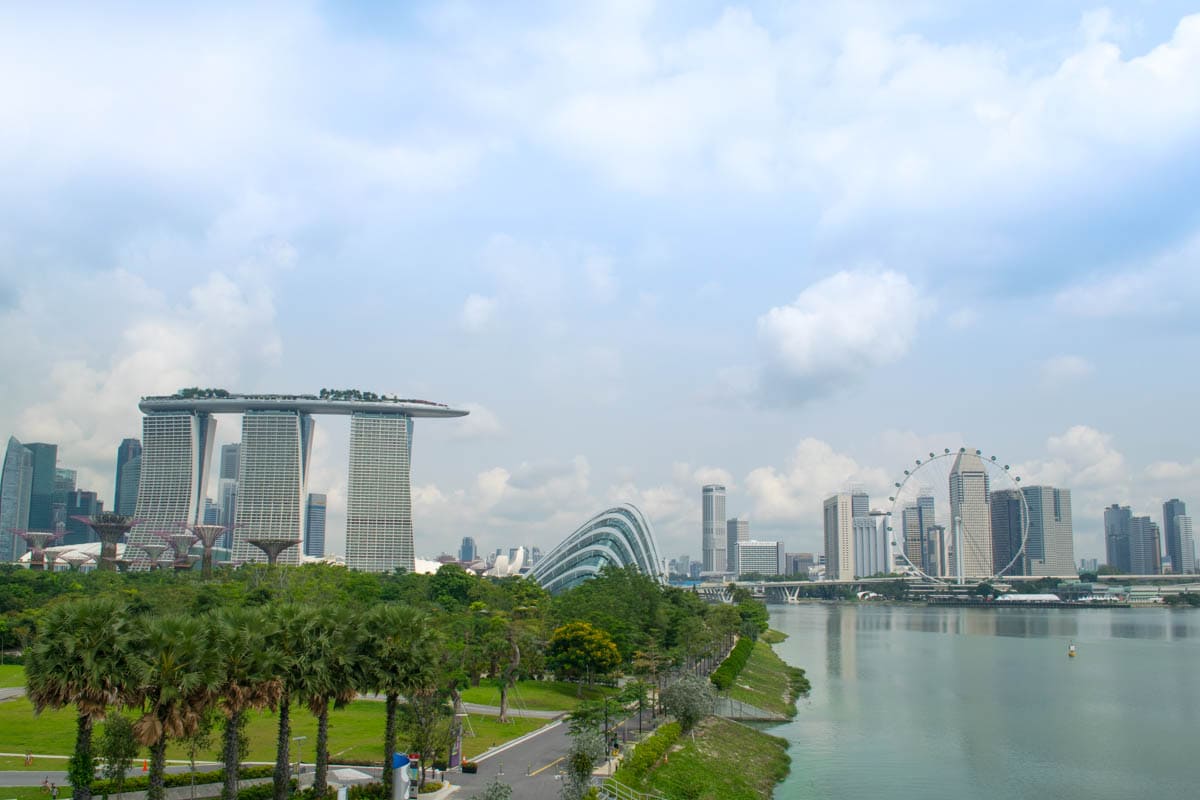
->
[886,447,1029,584]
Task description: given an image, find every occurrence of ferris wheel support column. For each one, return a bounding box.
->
[954,515,965,586]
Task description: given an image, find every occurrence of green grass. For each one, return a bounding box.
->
[760,629,788,644]
[634,717,789,800]
[0,665,25,688]
[725,641,803,718]
[458,680,614,712]
[0,787,51,800]
[0,697,544,766]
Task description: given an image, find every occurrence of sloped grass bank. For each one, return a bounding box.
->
[623,717,789,800]
[726,641,809,718]
[458,679,614,711]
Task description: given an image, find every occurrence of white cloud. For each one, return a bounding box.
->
[583,254,618,303]
[1040,355,1094,386]
[459,294,497,331]
[947,308,977,329]
[450,402,504,440]
[757,269,922,403]
[745,438,891,523]
[1053,230,1200,318]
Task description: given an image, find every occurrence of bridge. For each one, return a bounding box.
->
[689,574,1086,604]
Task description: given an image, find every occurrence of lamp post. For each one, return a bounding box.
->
[292,735,306,778]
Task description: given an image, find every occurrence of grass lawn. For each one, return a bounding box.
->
[458,680,614,712]
[639,717,789,800]
[0,787,49,800]
[0,697,544,767]
[725,641,802,718]
[760,629,788,644]
[0,665,25,688]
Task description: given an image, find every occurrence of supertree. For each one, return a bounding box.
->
[72,513,137,572]
[247,537,301,566]
[136,542,169,569]
[157,528,199,572]
[12,530,63,571]
[61,550,95,571]
[182,522,237,578]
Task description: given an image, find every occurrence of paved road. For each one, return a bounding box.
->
[0,688,24,702]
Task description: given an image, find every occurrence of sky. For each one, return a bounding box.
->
[1,1,1198,564]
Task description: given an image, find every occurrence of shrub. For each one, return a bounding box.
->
[238,780,295,800]
[613,722,681,785]
[91,765,274,794]
[710,638,753,691]
[460,761,478,774]
[418,781,443,793]
[347,783,386,800]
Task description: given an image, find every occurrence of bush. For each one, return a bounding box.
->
[418,781,443,793]
[348,782,386,800]
[613,722,681,785]
[91,765,274,794]
[710,638,753,691]
[238,779,295,800]
[460,761,478,774]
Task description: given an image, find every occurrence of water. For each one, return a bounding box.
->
[768,604,1200,798]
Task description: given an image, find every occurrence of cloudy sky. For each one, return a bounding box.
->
[2,1,1198,563]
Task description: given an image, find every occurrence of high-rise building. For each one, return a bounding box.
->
[345,413,413,573]
[1079,557,1099,572]
[1129,516,1162,575]
[0,437,34,562]
[823,493,855,581]
[51,468,77,529]
[113,438,142,516]
[1174,515,1196,575]
[305,492,327,558]
[726,517,749,574]
[459,536,477,563]
[853,515,888,577]
[736,540,785,576]
[219,444,240,480]
[1163,499,1189,575]
[117,456,141,518]
[63,490,102,545]
[701,485,727,572]
[924,524,950,577]
[949,450,993,578]
[203,497,220,525]
[232,411,312,566]
[786,552,815,576]
[1104,504,1132,573]
[1023,486,1075,576]
[25,443,58,531]
[990,488,1023,576]
[129,412,217,552]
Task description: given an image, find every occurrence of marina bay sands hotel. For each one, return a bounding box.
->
[131,391,467,572]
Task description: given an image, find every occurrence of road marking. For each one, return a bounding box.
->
[529,756,565,777]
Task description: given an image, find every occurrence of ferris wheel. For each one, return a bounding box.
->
[886,447,1029,584]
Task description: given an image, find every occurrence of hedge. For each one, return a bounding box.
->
[91,765,274,794]
[236,779,295,800]
[710,638,753,691]
[612,722,681,785]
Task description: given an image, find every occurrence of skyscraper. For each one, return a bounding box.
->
[459,536,477,562]
[1174,515,1196,575]
[990,488,1024,576]
[233,411,312,566]
[726,517,749,574]
[63,490,102,545]
[52,468,76,528]
[901,494,935,573]
[25,442,58,531]
[305,492,327,558]
[853,515,888,577]
[949,450,993,578]
[736,540,785,576]
[203,497,220,524]
[345,413,413,572]
[0,437,33,562]
[113,438,142,516]
[1129,516,1162,575]
[129,411,217,552]
[117,456,141,517]
[1104,504,1132,573]
[823,493,855,581]
[701,485,726,572]
[1022,486,1075,576]
[1163,499,1188,575]
[219,444,240,480]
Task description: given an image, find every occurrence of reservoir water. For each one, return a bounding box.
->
[768,604,1199,798]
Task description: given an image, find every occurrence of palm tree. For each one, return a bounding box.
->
[25,598,137,800]
[358,605,435,799]
[210,608,283,800]
[131,615,220,800]
[293,606,363,796]
[264,604,311,800]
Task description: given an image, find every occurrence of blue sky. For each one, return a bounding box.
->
[1,1,1198,562]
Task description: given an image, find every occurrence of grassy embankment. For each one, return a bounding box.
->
[726,640,809,718]
[458,679,614,711]
[0,697,541,765]
[0,665,24,688]
[760,629,788,644]
[614,717,789,800]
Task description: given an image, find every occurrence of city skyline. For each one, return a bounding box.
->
[0,2,1198,562]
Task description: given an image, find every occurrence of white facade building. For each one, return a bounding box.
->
[726,517,749,574]
[129,412,216,551]
[949,450,993,578]
[737,540,785,577]
[232,411,313,566]
[345,413,414,573]
[823,493,856,581]
[1175,515,1196,575]
[853,514,889,577]
[702,485,727,572]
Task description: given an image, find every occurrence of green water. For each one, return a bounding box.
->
[769,604,1199,798]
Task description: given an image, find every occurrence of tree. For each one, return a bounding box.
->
[358,605,436,799]
[469,779,512,800]
[25,597,137,800]
[660,674,715,735]
[263,604,311,800]
[618,681,651,736]
[293,606,362,796]
[131,615,220,800]
[546,622,621,694]
[210,607,283,800]
[559,728,604,800]
[98,713,139,800]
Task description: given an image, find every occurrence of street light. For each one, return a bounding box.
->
[292,736,307,778]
